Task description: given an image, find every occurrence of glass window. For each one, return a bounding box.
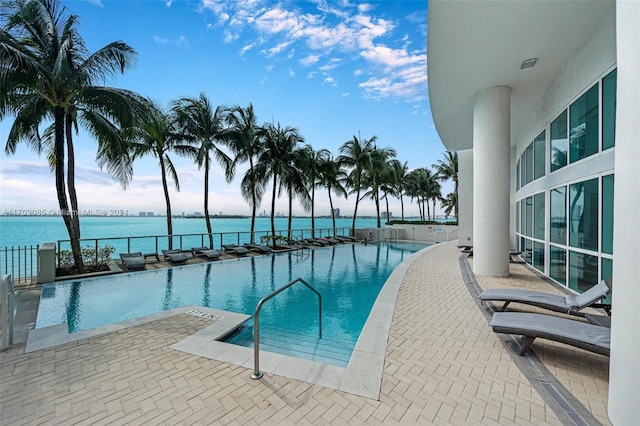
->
[520,200,526,236]
[550,187,566,244]
[516,159,521,190]
[550,110,568,172]
[602,69,617,150]
[569,178,599,251]
[516,200,520,234]
[520,153,526,188]
[533,241,544,272]
[569,251,599,292]
[601,257,613,304]
[534,131,546,180]
[525,143,534,185]
[550,246,566,284]
[533,192,545,240]
[602,174,614,255]
[525,239,533,265]
[570,84,599,163]
[524,196,533,237]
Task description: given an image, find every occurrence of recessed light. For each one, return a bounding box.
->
[521,58,537,69]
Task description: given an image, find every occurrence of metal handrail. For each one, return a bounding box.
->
[251,277,322,380]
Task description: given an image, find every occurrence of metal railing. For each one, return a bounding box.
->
[0,227,354,285]
[56,227,352,262]
[0,246,38,286]
[1,274,16,349]
[251,277,322,380]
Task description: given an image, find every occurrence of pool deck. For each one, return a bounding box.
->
[0,241,611,425]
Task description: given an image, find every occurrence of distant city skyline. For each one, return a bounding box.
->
[0,1,450,217]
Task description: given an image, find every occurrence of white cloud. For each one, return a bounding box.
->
[201,0,427,101]
[288,67,296,77]
[154,35,190,48]
[264,64,273,72]
[87,0,104,7]
[300,54,320,67]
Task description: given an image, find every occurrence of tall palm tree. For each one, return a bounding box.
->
[226,104,263,243]
[361,144,397,227]
[172,93,233,248]
[337,134,377,235]
[1,0,138,272]
[302,146,330,238]
[390,160,409,220]
[254,122,305,248]
[130,100,192,249]
[317,152,348,237]
[282,145,311,241]
[434,151,458,219]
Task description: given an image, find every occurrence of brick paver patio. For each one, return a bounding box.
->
[0,241,610,425]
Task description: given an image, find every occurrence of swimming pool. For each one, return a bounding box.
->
[36,241,429,366]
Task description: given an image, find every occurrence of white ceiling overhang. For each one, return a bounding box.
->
[427,0,615,151]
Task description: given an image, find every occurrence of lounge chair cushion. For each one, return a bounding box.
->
[119,252,146,271]
[490,312,610,356]
[478,279,611,316]
[192,247,221,259]
[162,250,188,264]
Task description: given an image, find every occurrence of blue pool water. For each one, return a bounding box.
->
[36,241,428,366]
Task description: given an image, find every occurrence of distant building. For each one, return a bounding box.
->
[147,212,154,217]
[138,212,146,217]
[332,208,340,217]
[382,211,393,220]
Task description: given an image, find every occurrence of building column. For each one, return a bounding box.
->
[457,149,473,246]
[472,86,511,277]
[609,1,640,423]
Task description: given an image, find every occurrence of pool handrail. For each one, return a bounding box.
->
[251,277,322,380]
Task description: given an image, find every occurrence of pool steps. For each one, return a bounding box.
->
[226,325,357,367]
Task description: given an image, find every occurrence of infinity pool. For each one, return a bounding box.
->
[36,241,428,366]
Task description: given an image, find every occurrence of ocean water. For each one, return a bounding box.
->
[0,215,380,249]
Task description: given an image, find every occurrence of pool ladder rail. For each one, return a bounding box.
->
[251,277,322,380]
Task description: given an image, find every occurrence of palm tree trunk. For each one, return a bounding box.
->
[384,193,390,223]
[54,107,84,273]
[400,195,405,221]
[310,185,315,238]
[454,179,459,220]
[159,156,173,249]
[375,189,381,228]
[270,177,277,248]
[287,187,293,242]
[65,116,80,241]
[328,189,336,237]
[351,187,361,236]
[249,158,256,244]
[203,157,213,248]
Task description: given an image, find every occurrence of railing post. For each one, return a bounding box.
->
[1,274,14,349]
[38,243,56,284]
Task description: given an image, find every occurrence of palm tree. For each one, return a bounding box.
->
[318,152,348,236]
[254,122,305,248]
[282,145,311,241]
[302,146,330,238]
[390,160,409,220]
[130,100,192,249]
[337,134,377,235]
[434,151,458,219]
[361,145,397,227]
[1,0,138,272]
[226,104,263,243]
[172,93,233,248]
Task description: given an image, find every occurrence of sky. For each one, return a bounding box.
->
[0,0,450,218]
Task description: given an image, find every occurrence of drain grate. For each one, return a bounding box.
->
[539,380,589,426]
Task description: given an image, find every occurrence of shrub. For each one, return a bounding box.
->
[57,245,116,276]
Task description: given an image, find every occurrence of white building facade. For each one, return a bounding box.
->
[427,1,638,424]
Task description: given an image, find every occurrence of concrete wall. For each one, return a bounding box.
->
[458,149,473,246]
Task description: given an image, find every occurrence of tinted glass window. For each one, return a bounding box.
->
[569,178,599,251]
[534,131,546,179]
[550,187,566,245]
[570,84,599,162]
[602,69,617,150]
[551,111,568,172]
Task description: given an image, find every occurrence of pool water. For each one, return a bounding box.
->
[37,241,428,366]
